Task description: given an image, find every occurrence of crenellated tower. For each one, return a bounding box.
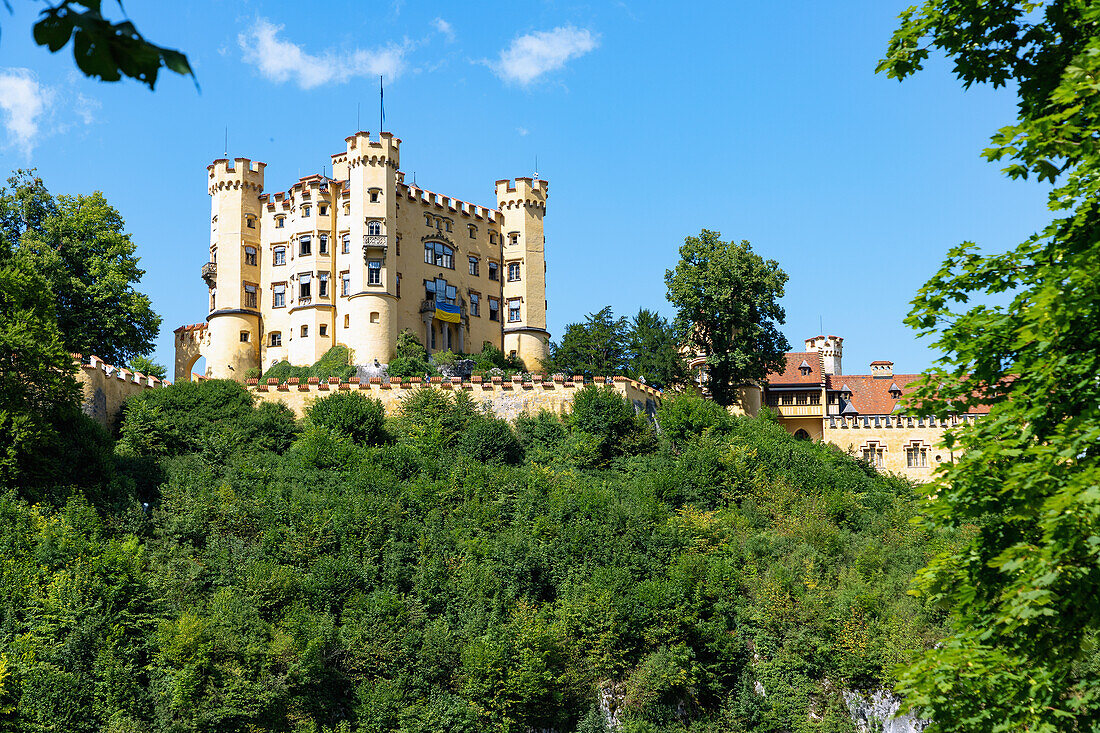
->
[344,131,401,363]
[804,335,843,376]
[497,177,550,371]
[203,158,265,379]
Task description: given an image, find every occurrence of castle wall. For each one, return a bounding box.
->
[247,375,661,423]
[75,355,171,430]
[821,414,970,482]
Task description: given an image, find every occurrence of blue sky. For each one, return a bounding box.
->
[0,0,1052,376]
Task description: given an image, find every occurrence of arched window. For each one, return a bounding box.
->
[794,429,810,441]
[424,242,454,269]
[367,220,382,236]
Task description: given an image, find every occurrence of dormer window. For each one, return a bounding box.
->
[799,359,811,376]
[889,382,902,398]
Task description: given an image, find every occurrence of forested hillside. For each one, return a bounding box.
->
[0,383,956,732]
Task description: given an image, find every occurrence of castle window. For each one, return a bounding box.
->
[341,234,350,253]
[508,298,521,322]
[861,442,885,468]
[210,247,216,262]
[319,324,328,337]
[274,246,286,266]
[273,284,285,308]
[344,204,350,216]
[509,232,519,246]
[301,325,309,337]
[470,292,480,317]
[490,232,498,245]
[425,214,432,226]
[906,444,928,468]
[244,283,257,308]
[319,272,331,298]
[794,429,811,441]
[244,246,257,266]
[369,189,380,203]
[246,216,256,229]
[299,273,312,299]
[424,242,454,269]
[488,261,499,281]
[269,332,282,347]
[299,236,312,256]
[795,392,808,405]
[489,297,499,321]
[319,205,328,216]
[507,262,521,282]
[240,331,250,343]
[210,289,216,310]
[319,234,328,254]
[810,392,821,405]
[341,272,350,296]
[367,220,382,236]
[469,256,479,276]
[344,314,350,328]
[368,260,382,285]
[444,220,452,232]
[468,224,476,238]
[303,205,311,217]
[276,217,285,229]
[396,272,401,298]
[370,312,379,323]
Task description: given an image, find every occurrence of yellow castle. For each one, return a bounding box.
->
[175,132,550,382]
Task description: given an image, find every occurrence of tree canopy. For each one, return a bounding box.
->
[880,2,1100,729]
[665,230,790,406]
[0,171,160,365]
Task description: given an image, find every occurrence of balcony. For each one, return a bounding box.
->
[201,261,216,286]
[771,403,824,418]
[363,234,388,263]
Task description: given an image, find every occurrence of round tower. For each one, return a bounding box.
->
[497,177,550,371]
[205,158,265,380]
[343,131,401,364]
[804,335,843,376]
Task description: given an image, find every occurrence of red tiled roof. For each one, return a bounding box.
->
[825,373,992,415]
[765,352,825,385]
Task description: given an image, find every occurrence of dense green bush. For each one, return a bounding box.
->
[305,392,388,446]
[0,379,954,733]
[261,345,358,383]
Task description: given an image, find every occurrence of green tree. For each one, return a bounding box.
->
[0,171,160,365]
[879,2,1100,729]
[2,1,194,89]
[665,230,790,406]
[626,308,685,389]
[0,254,80,488]
[127,355,165,380]
[550,306,629,378]
[306,392,388,447]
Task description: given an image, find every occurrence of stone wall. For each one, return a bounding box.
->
[822,414,979,482]
[248,374,662,421]
[75,355,172,429]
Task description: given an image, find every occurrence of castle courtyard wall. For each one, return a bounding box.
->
[247,375,661,422]
[76,355,171,430]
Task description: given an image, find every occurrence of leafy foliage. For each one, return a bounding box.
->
[879,2,1100,729]
[14,1,195,89]
[665,229,790,406]
[261,345,358,383]
[127,355,166,380]
[549,307,686,387]
[305,392,389,447]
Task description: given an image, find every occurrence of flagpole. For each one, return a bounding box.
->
[379,75,384,135]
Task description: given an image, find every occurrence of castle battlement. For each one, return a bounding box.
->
[345,131,400,168]
[496,178,549,210]
[207,158,265,194]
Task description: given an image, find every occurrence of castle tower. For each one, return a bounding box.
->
[497,178,550,371]
[343,132,400,364]
[804,335,843,375]
[204,158,265,379]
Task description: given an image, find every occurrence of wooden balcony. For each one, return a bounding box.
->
[771,403,824,418]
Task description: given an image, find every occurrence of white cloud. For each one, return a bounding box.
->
[491,26,598,86]
[75,93,101,125]
[239,19,408,90]
[433,17,455,41]
[0,68,50,157]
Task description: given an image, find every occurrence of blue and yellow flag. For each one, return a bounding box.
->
[435,301,461,323]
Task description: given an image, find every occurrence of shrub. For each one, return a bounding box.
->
[394,329,428,362]
[569,385,655,464]
[387,356,437,379]
[290,425,363,469]
[457,418,524,465]
[261,345,357,383]
[305,392,388,446]
[656,391,733,446]
[515,410,567,464]
[394,387,480,454]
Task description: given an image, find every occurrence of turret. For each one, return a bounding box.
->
[344,132,400,363]
[805,335,843,376]
[497,177,550,371]
[204,158,265,380]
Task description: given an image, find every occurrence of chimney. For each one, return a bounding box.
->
[870,360,894,378]
[804,335,843,375]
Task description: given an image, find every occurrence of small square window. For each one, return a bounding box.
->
[319,324,328,337]
[276,217,285,229]
[240,331,250,342]
[369,190,380,203]
[269,332,282,347]
[246,217,256,229]
[301,325,309,337]
[319,205,328,216]
[303,206,311,217]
